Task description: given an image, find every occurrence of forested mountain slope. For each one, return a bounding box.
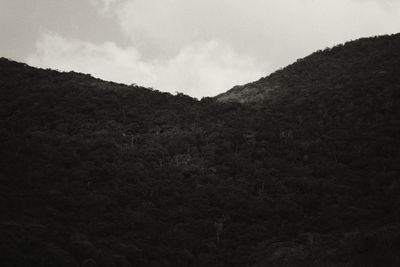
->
[215,33,400,104]
[1,33,400,267]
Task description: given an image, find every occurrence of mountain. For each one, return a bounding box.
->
[215,33,400,104]
[1,33,400,267]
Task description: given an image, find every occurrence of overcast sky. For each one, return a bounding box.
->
[1,0,400,98]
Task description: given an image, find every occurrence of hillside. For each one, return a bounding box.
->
[1,33,400,267]
[215,33,400,104]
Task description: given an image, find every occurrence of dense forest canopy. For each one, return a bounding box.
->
[0,33,400,266]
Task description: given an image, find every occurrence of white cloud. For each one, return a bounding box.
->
[26,33,266,98]
[89,0,120,14]
[113,0,400,67]
[24,0,400,97]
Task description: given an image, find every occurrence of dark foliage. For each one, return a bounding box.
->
[1,33,400,266]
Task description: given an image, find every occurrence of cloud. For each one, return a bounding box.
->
[24,0,400,97]
[27,33,266,98]
[113,0,400,66]
[89,0,120,14]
